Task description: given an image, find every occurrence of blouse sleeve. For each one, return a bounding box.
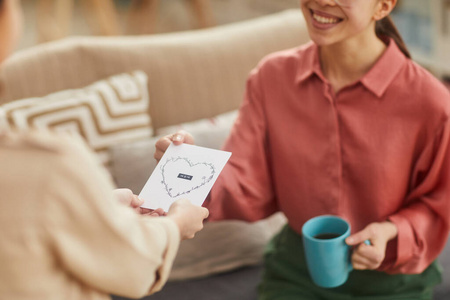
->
[387,118,450,274]
[43,136,180,298]
[206,69,278,222]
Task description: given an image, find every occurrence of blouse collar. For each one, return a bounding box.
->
[295,38,408,98]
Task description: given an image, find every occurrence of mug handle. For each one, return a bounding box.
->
[348,239,371,271]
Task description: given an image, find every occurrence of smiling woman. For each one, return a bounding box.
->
[154,0,450,299]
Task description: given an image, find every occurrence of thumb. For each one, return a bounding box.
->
[130,196,144,208]
[201,207,210,219]
[171,130,195,145]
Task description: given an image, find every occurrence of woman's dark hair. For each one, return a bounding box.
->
[375,16,411,59]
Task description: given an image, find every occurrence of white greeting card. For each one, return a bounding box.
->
[139,143,231,211]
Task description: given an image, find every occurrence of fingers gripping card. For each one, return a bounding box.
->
[139,143,231,211]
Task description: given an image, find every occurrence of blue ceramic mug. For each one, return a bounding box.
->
[301,215,353,288]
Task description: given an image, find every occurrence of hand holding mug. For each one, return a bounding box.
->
[346,221,398,270]
[302,215,398,288]
[154,130,194,162]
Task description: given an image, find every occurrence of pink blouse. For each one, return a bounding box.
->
[206,40,450,274]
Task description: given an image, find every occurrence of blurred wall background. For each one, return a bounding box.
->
[18,0,299,50]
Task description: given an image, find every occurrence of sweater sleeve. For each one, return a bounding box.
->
[205,68,278,222]
[44,136,180,298]
[386,118,450,274]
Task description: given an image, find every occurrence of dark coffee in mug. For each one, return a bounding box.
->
[314,233,341,239]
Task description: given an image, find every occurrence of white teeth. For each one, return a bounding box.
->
[312,13,339,24]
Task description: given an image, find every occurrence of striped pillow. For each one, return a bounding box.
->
[0,71,152,165]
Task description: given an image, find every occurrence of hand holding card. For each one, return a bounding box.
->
[139,143,231,211]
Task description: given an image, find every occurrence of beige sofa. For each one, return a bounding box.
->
[0,9,448,300]
[0,9,308,130]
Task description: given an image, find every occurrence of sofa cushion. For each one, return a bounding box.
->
[156,110,238,144]
[168,213,285,281]
[0,71,152,165]
[109,136,160,193]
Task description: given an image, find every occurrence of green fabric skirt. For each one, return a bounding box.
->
[259,225,442,300]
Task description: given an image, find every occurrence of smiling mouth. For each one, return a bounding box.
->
[310,9,342,25]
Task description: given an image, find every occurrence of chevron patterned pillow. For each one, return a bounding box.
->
[0,71,152,166]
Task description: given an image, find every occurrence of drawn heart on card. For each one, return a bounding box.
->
[160,157,216,198]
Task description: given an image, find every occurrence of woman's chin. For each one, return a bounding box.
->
[309,35,337,47]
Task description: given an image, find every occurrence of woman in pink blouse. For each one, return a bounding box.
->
[156,0,450,299]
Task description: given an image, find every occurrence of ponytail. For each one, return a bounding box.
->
[375,16,411,59]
